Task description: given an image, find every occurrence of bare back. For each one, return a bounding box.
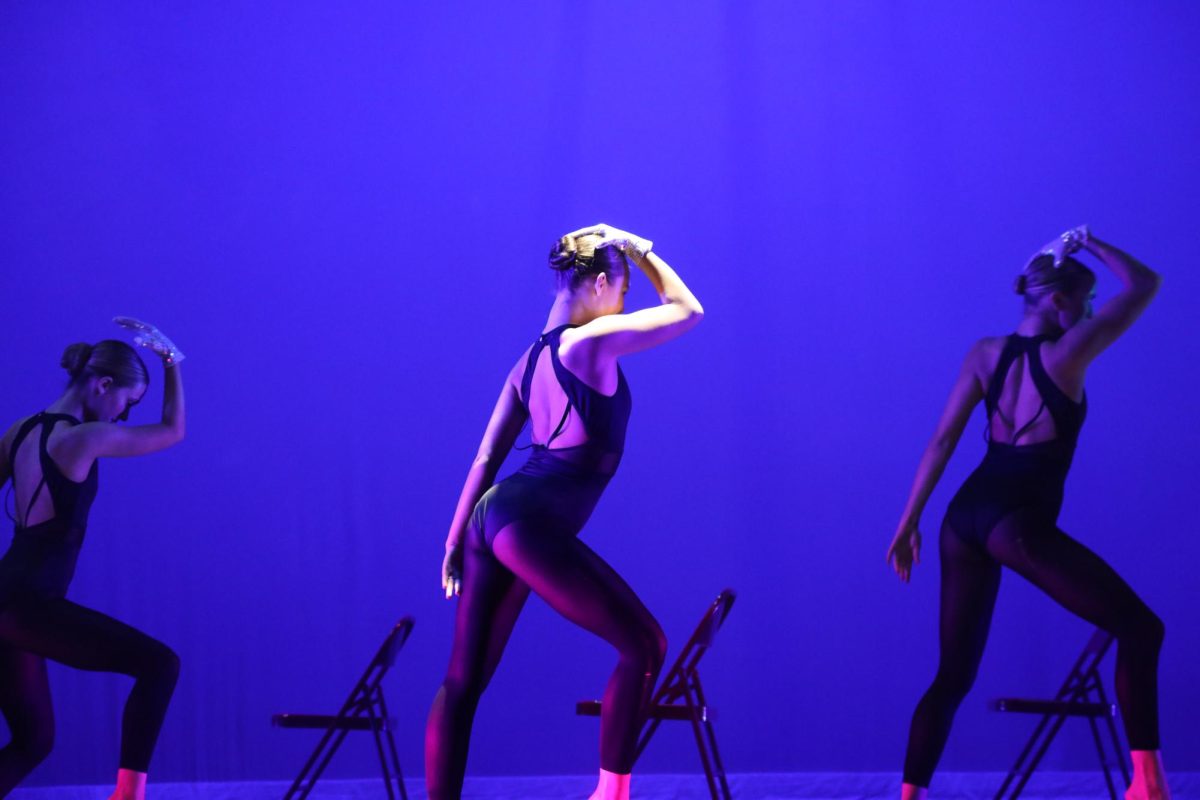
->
[973,335,1086,447]
[511,333,622,451]
[3,413,98,532]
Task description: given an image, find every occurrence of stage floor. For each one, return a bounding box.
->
[12,772,1200,799]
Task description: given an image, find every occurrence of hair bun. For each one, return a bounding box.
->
[61,342,94,376]
[1013,274,1028,295]
[548,236,578,272]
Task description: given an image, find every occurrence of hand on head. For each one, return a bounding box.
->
[1029,224,1090,269]
[562,223,653,260]
[114,317,186,365]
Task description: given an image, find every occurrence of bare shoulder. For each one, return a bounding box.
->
[963,336,1007,383]
[505,345,534,391]
[52,420,109,457]
[557,322,611,363]
[968,335,1005,365]
[1,417,32,457]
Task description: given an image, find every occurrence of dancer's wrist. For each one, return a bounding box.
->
[626,236,653,260]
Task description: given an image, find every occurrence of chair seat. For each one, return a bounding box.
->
[991,697,1116,718]
[273,713,393,731]
[576,700,717,723]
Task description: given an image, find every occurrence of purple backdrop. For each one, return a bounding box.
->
[1,1,1197,787]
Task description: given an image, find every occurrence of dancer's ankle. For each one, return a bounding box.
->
[589,768,631,800]
[1129,750,1171,800]
[109,768,147,800]
[901,782,928,800]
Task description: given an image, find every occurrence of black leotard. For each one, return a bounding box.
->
[0,412,178,790]
[944,333,1087,548]
[471,322,632,547]
[903,333,1163,788]
[427,324,664,799]
[0,413,98,607]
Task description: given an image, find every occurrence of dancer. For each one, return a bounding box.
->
[886,227,1170,800]
[425,224,703,800]
[0,318,186,800]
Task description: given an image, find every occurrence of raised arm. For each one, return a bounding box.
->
[78,360,185,459]
[566,225,704,359]
[1053,231,1161,374]
[886,341,987,582]
[441,365,529,598]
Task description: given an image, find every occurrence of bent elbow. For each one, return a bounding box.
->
[1130,269,1162,298]
[1147,270,1163,294]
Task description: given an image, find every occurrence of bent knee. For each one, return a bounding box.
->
[619,619,667,675]
[1119,607,1165,651]
[440,668,487,703]
[929,664,979,703]
[648,622,667,673]
[136,641,181,686]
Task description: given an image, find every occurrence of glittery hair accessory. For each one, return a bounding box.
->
[1028,224,1090,269]
[604,235,653,260]
[114,316,186,366]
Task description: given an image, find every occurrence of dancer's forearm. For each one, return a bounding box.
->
[445,454,501,549]
[629,252,704,316]
[897,438,955,530]
[1084,235,1160,294]
[159,362,185,442]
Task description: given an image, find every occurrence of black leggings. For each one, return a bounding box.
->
[0,596,179,793]
[903,508,1164,787]
[425,518,666,800]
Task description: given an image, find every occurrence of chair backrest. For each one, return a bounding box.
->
[655,589,736,700]
[691,589,736,651]
[1051,627,1114,703]
[374,617,416,671]
[1082,627,1114,657]
[349,617,415,703]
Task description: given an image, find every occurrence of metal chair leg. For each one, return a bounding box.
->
[1010,714,1070,799]
[377,691,408,800]
[691,674,730,800]
[367,703,397,800]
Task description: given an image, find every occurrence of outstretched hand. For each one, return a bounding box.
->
[1030,224,1090,268]
[114,317,186,365]
[442,542,463,600]
[886,523,921,583]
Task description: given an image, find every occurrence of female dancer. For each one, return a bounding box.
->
[425,224,703,800]
[0,318,185,800]
[886,227,1170,800]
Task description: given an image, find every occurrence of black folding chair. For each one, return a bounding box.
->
[272,617,414,800]
[990,627,1130,800]
[577,589,736,800]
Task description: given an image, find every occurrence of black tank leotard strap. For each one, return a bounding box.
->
[6,412,98,533]
[984,333,1087,448]
[518,324,631,458]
